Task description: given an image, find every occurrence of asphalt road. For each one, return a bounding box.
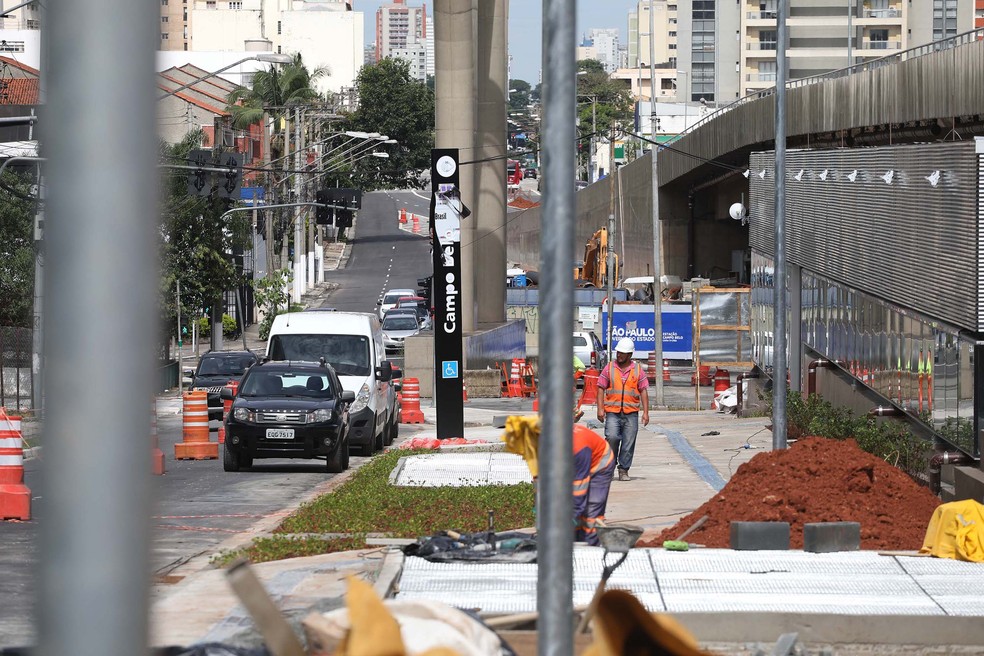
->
[0,190,434,649]
[320,190,432,315]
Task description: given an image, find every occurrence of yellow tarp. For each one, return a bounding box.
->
[919,499,984,562]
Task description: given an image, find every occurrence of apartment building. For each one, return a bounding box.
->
[160,0,191,52]
[628,0,677,69]
[908,0,978,43]
[0,3,40,71]
[188,0,362,95]
[374,0,431,81]
[675,0,742,103]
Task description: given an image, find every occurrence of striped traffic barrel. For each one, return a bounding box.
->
[175,390,218,460]
[0,408,30,520]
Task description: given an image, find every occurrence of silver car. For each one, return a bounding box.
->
[382,315,421,353]
[377,288,416,321]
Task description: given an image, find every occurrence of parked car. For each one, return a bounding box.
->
[573,331,607,373]
[382,314,421,353]
[266,311,401,455]
[377,288,416,321]
[221,360,355,473]
[187,350,259,420]
[524,168,537,179]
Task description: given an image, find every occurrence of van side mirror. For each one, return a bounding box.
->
[390,364,403,380]
[340,390,356,403]
[376,361,393,382]
[219,387,235,401]
[376,299,382,305]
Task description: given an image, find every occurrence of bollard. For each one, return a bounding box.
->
[399,208,407,224]
[175,390,218,460]
[663,359,671,383]
[646,351,657,382]
[714,368,730,394]
[462,380,469,403]
[151,399,165,476]
[411,214,420,234]
[0,408,31,520]
[400,378,426,424]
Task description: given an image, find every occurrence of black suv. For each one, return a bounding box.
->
[189,350,259,420]
[221,360,355,473]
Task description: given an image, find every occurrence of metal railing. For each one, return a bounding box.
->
[746,42,778,50]
[665,26,984,146]
[860,39,902,49]
[746,10,778,19]
[863,7,902,18]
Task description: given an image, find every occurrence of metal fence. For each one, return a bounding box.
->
[0,325,33,411]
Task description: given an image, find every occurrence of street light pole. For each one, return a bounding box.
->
[676,70,689,129]
[650,0,664,407]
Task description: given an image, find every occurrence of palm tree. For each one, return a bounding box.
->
[225,53,329,161]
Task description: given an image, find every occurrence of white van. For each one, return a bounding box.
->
[266,312,401,456]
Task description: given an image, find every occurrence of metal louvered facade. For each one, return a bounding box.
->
[749,141,979,333]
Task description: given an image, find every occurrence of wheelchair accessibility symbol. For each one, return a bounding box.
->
[442,360,459,379]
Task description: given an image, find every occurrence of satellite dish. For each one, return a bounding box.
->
[729,202,747,222]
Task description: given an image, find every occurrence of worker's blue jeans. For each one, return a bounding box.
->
[604,411,639,471]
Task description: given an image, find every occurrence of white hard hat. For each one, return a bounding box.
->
[615,337,635,354]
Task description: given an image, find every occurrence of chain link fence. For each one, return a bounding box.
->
[0,325,33,411]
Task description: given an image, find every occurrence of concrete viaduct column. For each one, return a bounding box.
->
[475,0,508,324]
[434,0,477,333]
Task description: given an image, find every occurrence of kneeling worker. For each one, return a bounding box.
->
[572,424,615,546]
[502,418,615,546]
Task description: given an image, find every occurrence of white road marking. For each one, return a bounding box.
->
[411,190,429,201]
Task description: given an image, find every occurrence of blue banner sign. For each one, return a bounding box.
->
[240,186,265,202]
[601,304,693,360]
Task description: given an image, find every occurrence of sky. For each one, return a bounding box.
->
[353,1,643,84]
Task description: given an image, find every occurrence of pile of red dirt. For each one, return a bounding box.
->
[638,437,941,550]
[508,196,540,209]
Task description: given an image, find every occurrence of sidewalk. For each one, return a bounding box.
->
[148,406,774,647]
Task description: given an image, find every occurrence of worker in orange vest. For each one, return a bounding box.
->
[596,337,650,482]
[573,424,616,545]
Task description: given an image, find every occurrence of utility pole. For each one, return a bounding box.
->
[773,0,789,449]
[263,111,274,278]
[31,0,47,415]
[293,107,304,302]
[176,280,182,394]
[606,125,617,364]
[649,0,664,407]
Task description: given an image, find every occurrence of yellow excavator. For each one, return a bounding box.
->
[574,227,619,289]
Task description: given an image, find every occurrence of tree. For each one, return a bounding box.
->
[158,130,252,354]
[225,53,328,162]
[576,58,632,139]
[508,78,532,112]
[336,58,435,191]
[0,170,35,327]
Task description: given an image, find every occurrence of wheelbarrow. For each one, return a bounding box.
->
[576,523,645,634]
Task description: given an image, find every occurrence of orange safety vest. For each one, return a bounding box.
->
[603,361,642,414]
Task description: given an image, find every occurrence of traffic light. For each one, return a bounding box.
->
[315,189,332,225]
[187,149,211,197]
[217,152,243,199]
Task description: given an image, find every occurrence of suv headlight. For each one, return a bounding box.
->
[308,409,333,423]
[233,407,254,423]
[351,383,371,413]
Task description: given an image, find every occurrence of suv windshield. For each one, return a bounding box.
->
[240,371,335,399]
[268,334,371,377]
[383,317,418,331]
[198,354,256,376]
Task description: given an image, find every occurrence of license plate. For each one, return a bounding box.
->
[266,428,295,440]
